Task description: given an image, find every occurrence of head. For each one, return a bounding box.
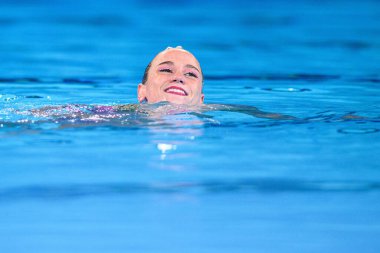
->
[138,47,204,105]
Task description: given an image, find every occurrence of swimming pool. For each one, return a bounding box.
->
[1,0,380,252]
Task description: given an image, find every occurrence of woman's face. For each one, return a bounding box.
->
[138,49,204,105]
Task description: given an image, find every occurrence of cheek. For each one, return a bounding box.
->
[147,82,164,98]
[191,82,203,96]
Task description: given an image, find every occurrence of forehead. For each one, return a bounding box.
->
[151,49,201,69]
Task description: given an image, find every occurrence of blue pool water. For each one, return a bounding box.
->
[1,0,380,252]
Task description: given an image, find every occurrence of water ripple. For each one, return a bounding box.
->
[261,87,311,92]
[0,77,40,83]
[24,95,44,99]
[338,128,379,134]
[241,16,296,27]
[205,73,340,82]
[52,15,130,27]
[352,78,380,83]
[0,17,16,26]
[305,40,371,50]
[0,179,379,202]
[63,78,98,84]
[0,76,123,85]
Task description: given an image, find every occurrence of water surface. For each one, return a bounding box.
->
[1,0,380,252]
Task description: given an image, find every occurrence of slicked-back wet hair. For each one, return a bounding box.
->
[141,62,152,84]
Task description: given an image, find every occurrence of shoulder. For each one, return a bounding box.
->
[113,104,140,112]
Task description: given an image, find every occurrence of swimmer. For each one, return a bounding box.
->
[25,46,296,121]
[7,46,372,130]
[115,46,295,120]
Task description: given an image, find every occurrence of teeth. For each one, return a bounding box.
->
[166,88,186,95]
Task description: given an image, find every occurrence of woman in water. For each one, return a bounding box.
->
[30,46,295,122]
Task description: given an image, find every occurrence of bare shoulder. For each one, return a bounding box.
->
[113,104,140,112]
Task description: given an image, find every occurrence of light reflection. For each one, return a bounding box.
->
[157,143,177,160]
[149,113,205,167]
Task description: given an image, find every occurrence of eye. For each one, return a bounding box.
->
[159,68,172,73]
[185,72,198,78]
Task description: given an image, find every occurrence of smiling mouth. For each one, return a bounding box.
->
[164,86,188,96]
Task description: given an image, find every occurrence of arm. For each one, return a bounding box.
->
[202,104,297,120]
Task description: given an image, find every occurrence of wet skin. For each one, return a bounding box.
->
[137,48,204,106]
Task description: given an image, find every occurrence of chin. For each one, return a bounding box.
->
[165,96,189,105]
[167,99,189,105]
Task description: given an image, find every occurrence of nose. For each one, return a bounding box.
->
[171,72,185,84]
[172,78,183,84]
[172,78,184,84]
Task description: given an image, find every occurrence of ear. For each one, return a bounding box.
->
[200,94,204,104]
[137,83,147,103]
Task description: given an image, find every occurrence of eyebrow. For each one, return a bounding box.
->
[157,61,200,74]
[158,61,174,66]
[185,64,200,74]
